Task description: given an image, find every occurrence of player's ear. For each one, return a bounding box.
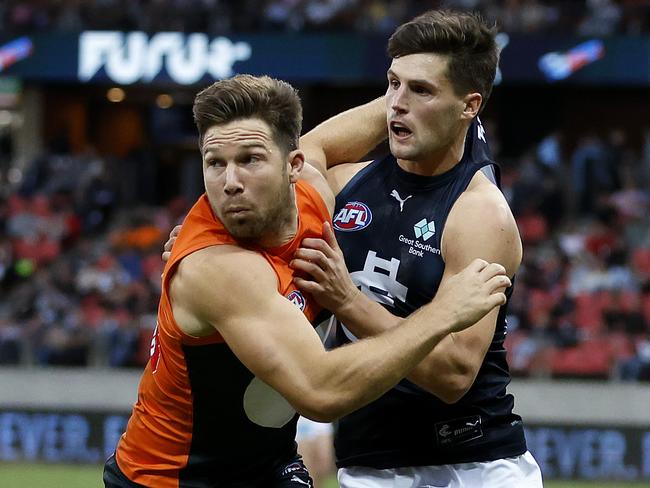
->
[461,92,482,120]
[287,150,305,183]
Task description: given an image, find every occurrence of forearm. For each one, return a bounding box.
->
[334,288,403,336]
[300,97,387,171]
[308,302,453,420]
[334,291,473,400]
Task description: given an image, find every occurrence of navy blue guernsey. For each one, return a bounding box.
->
[331,118,527,469]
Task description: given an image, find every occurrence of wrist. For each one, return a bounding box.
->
[427,299,459,335]
[332,286,362,321]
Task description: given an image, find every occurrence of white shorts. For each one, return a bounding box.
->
[296,416,334,442]
[338,451,543,488]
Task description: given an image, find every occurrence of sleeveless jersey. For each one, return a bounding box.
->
[331,118,527,469]
[115,180,331,487]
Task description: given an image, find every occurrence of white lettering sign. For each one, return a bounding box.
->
[78,32,252,85]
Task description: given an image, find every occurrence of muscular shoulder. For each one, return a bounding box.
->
[300,162,335,214]
[327,161,373,196]
[442,171,522,276]
[171,245,278,328]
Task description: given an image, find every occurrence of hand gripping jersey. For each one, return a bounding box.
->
[332,119,527,469]
[115,180,330,487]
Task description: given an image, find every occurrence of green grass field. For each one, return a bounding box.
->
[0,463,648,488]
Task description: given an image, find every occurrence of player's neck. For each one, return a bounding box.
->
[258,187,299,248]
[397,131,467,177]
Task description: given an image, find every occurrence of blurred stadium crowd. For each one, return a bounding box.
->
[0,1,649,384]
[1,0,648,36]
[499,127,650,381]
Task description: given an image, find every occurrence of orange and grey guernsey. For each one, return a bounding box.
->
[115,180,330,487]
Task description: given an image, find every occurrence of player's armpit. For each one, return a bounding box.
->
[326,161,373,197]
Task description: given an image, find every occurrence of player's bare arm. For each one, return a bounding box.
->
[170,243,510,422]
[299,97,386,176]
[412,171,522,401]
[293,171,521,402]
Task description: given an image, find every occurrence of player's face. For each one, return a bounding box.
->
[201,118,299,244]
[386,53,467,165]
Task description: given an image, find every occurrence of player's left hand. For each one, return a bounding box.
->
[291,221,359,313]
[162,225,182,262]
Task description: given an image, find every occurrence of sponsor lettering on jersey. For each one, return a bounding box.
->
[333,201,372,231]
[391,218,441,259]
[287,290,306,311]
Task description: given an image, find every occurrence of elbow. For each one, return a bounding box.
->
[298,408,338,423]
[436,386,469,404]
[435,374,474,404]
[293,391,345,423]
[414,364,476,403]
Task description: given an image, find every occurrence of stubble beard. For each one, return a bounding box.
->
[225,175,293,246]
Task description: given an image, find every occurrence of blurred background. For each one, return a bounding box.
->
[0,0,649,487]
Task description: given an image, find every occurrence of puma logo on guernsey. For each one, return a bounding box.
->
[390,189,412,212]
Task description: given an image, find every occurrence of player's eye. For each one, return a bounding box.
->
[411,85,430,95]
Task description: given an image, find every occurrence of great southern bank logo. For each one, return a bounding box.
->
[414,218,435,241]
[287,290,306,311]
[333,202,372,232]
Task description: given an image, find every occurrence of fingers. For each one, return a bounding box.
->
[293,248,327,268]
[300,237,336,259]
[164,225,182,254]
[486,274,511,293]
[488,291,507,309]
[467,258,489,273]
[299,222,339,257]
[162,251,171,263]
[293,276,320,294]
[481,275,510,314]
[290,249,328,282]
[322,221,341,252]
[479,262,507,280]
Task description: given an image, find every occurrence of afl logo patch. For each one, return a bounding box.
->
[287,290,306,311]
[333,201,372,232]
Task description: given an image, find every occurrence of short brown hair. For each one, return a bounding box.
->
[193,74,302,153]
[388,10,498,109]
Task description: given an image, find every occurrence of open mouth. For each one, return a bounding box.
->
[390,121,412,138]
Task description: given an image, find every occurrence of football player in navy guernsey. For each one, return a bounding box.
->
[296,9,544,488]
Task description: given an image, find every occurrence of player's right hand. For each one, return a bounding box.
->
[162,225,182,262]
[435,259,510,333]
[291,221,360,314]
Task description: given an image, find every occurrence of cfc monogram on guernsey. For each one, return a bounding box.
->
[332,118,528,469]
